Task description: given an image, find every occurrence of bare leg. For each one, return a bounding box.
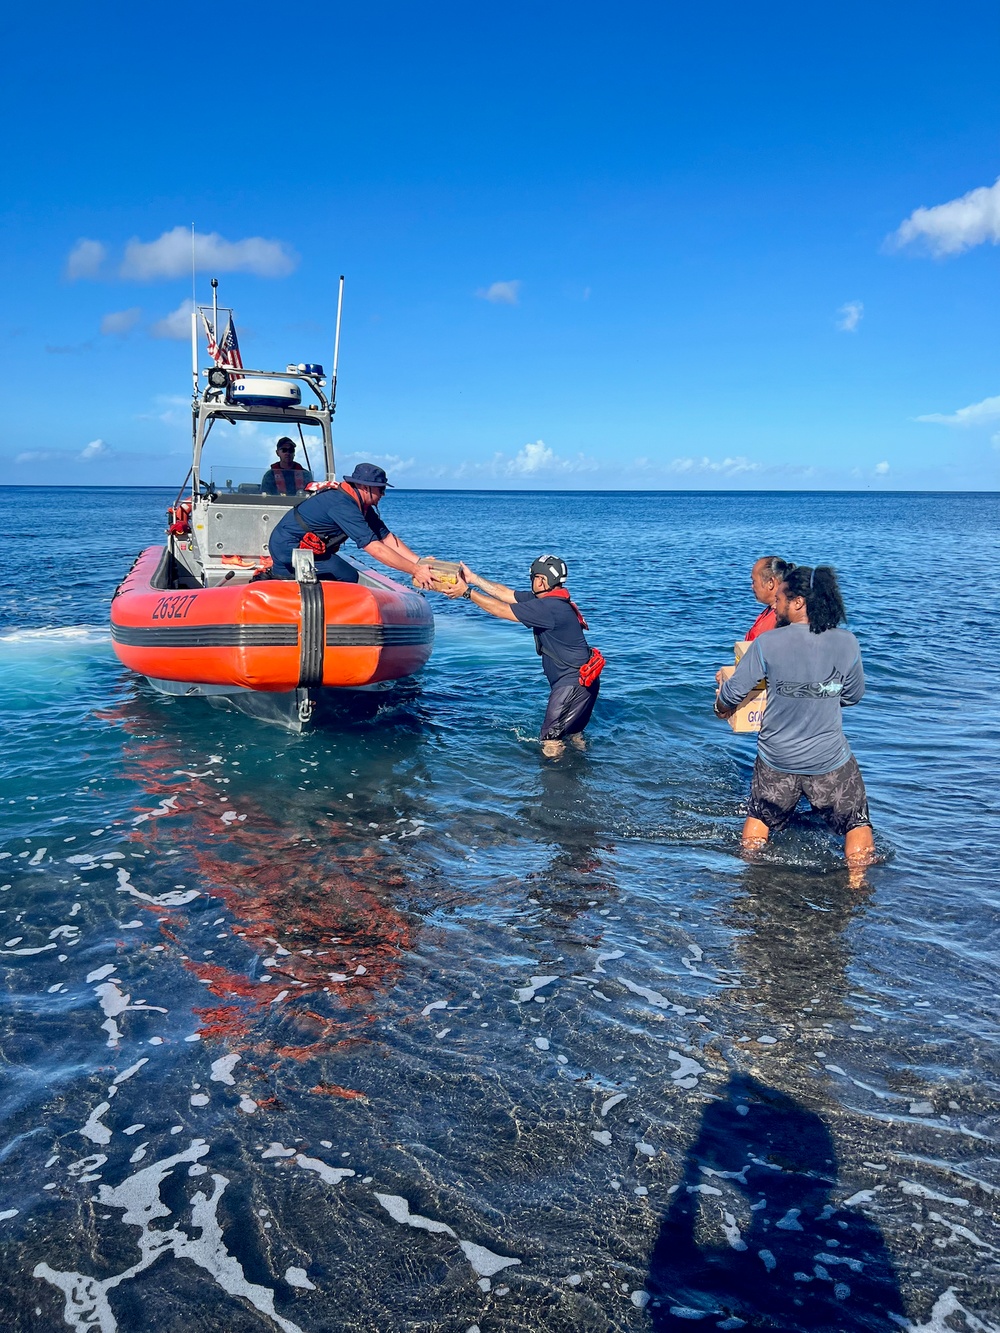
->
[741,816,769,850]
[541,739,566,759]
[568,733,586,751]
[845,824,875,888]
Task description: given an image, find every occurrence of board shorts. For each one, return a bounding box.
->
[540,676,600,741]
[747,754,871,836]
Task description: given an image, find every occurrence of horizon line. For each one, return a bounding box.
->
[0,485,997,496]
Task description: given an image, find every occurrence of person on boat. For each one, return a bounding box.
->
[266,462,436,587]
[261,438,313,495]
[446,555,603,758]
[714,565,875,880]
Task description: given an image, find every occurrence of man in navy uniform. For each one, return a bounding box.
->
[448,554,602,757]
[267,462,435,587]
[261,437,313,494]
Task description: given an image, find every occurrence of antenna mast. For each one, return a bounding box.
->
[190,224,198,398]
[331,275,345,411]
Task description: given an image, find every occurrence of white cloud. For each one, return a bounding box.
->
[475,280,521,305]
[507,440,556,474]
[891,176,1000,256]
[836,300,863,332]
[916,393,1000,427]
[100,307,142,337]
[504,440,597,476]
[667,455,761,475]
[120,226,297,280]
[150,299,194,340]
[136,394,190,425]
[65,239,107,281]
[16,438,109,465]
[874,461,890,475]
[434,439,597,482]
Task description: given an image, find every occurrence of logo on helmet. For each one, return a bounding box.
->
[530,554,568,590]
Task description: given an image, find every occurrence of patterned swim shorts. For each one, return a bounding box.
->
[747,754,871,836]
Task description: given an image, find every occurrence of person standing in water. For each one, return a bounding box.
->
[447,555,603,758]
[716,555,793,686]
[714,565,874,877]
[745,555,793,641]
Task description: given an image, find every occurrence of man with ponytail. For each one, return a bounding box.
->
[715,565,875,876]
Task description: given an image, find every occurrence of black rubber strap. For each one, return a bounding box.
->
[298,582,325,686]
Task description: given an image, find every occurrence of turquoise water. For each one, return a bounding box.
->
[0,486,997,1331]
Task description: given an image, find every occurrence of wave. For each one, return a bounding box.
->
[0,625,110,645]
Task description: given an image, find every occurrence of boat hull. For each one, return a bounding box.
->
[111,547,434,691]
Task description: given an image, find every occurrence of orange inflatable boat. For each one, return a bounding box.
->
[112,546,433,689]
[110,280,434,728]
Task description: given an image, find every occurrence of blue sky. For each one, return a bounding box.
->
[2,1,999,489]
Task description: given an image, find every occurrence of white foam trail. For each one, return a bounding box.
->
[457,1241,521,1278]
[618,976,693,1016]
[514,976,558,1003]
[0,626,109,645]
[374,1194,521,1279]
[34,1140,304,1333]
[902,1288,1000,1332]
[294,1155,355,1186]
[210,1054,240,1086]
[375,1194,456,1236]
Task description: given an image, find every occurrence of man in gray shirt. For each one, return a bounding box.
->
[715,565,874,878]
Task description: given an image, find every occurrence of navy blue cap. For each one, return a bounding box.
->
[342,462,393,488]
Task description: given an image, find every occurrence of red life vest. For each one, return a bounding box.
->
[536,586,588,628]
[746,606,777,641]
[294,480,375,553]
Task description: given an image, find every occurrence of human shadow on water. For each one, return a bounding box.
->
[645,1072,905,1330]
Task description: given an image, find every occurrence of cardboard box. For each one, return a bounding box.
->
[414,557,462,590]
[718,639,766,733]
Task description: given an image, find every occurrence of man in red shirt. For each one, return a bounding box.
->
[715,556,792,687]
[745,556,793,641]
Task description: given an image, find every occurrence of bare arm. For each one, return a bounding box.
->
[458,563,517,604]
[444,578,519,622]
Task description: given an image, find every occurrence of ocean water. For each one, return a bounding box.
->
[0,485,997,1332]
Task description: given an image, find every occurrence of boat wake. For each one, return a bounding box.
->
[0,625,110,645]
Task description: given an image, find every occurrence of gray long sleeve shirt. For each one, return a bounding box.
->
[718,623,865,775]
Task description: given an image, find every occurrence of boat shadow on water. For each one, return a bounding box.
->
[645,1071,905,1330]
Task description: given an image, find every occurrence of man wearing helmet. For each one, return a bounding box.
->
[447,555,602,757]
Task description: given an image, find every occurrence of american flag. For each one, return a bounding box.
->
[216,314,244,370]
[200,311,219,363]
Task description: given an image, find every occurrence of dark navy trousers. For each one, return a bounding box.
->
[540,675,600,740]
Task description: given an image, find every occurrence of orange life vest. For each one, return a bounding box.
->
[269,462,308,496]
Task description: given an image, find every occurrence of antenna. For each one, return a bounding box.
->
[331,275,345,411]
[190,224,198,399]
[211,277,219,347]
